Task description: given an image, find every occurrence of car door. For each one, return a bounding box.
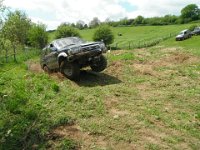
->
[45,45,59,69]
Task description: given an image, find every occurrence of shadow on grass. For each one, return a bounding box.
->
[77,70,122,87]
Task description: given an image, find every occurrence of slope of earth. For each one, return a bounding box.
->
[0,46,200,149]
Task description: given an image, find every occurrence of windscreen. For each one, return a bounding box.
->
[53,37,85,50]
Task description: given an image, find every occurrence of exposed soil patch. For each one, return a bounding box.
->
[50,72,65,81]
[110,108,130,117]
[133,52,200,79]
[136,83,156,100]
[111,50,128,55]
[138,128,168,148]
[52,124,138,150]
[152,52,200,68]
[52,125,107,150]
[27,62,43,73]
[104,96,129,118]
[27,62,66,81]
[104,96,119,109]
[133,63,159,77]
[106,61,124,77]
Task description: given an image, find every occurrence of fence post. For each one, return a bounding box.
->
[128,42,131,50]
[6,48,8,63]
[13,45,17,62]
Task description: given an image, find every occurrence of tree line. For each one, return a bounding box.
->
[0,2,200,62]
[61,4,200,30]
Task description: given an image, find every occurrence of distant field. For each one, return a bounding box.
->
[49,23,200,50]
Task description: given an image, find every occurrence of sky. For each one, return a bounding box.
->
[4,0,200,30]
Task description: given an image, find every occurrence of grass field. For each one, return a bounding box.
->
[49,23,200,50]
[1,33,200,149]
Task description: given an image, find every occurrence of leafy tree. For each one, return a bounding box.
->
[27,23,48,49]
[71,23,76,28]
[133,16,144,25]
[119,17,128,26]
[181,4,200,23]
[2,10,31,61]
[84,24,88,29]
[0,0,5,28]
[76,20,85,30]
[163,15,178,25]
[189,24,198,31]
[93,25,114,45]
[2,10,31,45]
[89,17,101,28]
[0,0,5,54]
[55,24,80,39]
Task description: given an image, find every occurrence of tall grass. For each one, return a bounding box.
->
[0,48,41,64]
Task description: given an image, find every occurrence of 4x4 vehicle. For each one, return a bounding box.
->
[40,37,107,80]
[191,27,200,35]
[176,29,191,41]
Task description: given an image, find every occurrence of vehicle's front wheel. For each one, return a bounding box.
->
[90,55,107,72]
[60,61,80,80]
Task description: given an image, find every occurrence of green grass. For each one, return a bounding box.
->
[49,23,200,50]
[1,25,200,149]
[158,35,200,56]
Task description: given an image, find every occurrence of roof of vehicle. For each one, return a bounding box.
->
[181,29,190,32]
[52,37,84,45]
[51,37,85,50]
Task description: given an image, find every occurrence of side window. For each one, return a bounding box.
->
[49,43,57,51]
[45,45,52,54]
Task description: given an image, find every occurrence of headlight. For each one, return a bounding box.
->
[100,42,107,52]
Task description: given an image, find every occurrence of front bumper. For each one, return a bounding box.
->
[67,49,102,62]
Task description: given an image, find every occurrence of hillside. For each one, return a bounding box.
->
[1,34,200,149]
[49,23,200,50]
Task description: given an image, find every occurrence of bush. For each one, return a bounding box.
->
[189,24,198,31]
[56,24,80,39]
[93,25,114,45]
[27,23,48,49]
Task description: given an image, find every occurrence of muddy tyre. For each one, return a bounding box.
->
[43,65,51,74]
[90,55,107,72]
[60,61,80,80]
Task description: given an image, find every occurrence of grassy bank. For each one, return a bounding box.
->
[1,40,200,149]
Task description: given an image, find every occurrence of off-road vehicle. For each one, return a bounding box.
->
[40,37,107,80]
[191,27,200,35]
[175,29,191,41]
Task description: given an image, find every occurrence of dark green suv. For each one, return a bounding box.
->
[40,37,107,80]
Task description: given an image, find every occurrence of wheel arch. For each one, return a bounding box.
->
[58,52,68,67]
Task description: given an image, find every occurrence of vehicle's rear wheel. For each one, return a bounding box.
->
[60,61,80,80]
[43,65,51,74]
[90,55,107,72]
